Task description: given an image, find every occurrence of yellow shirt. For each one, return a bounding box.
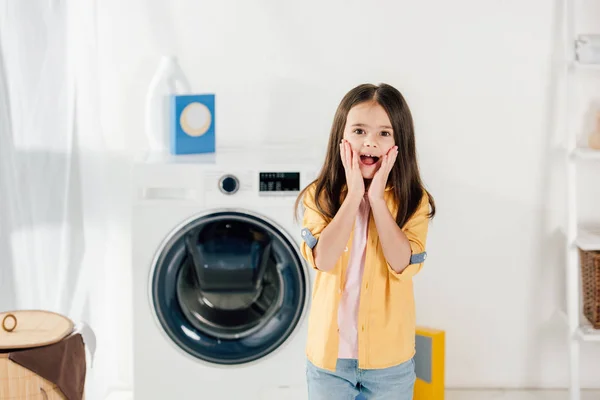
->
[300,183,431,371]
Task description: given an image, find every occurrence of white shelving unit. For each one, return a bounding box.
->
[574,228,600,251]
[570,61,600,71]
[564,1,600,399]
[571,147,600,160]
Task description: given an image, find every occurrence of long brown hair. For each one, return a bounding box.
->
[294,83,435,227]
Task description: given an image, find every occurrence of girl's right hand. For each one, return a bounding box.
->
[340,139,365,200]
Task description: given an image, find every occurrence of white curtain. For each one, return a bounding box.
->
[0,1,128,399]
[0,0,71,312]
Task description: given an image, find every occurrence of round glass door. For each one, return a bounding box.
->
[151,210,308,365]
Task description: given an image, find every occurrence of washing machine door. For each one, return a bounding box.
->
[151,210,308,365]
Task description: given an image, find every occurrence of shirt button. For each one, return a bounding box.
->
[365,282,369,289]
[362,325,365,332]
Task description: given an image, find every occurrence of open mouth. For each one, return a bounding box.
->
[359,155,380,166]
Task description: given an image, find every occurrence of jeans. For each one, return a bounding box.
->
[306,358,416,400]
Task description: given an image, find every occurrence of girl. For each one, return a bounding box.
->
[295,83,435,400]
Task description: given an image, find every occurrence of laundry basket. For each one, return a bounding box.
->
[0,310,87,400]
[0,352,66,399]
[580,249,600,329]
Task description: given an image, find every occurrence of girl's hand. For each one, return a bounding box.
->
[367,146,398,201]
[340,139,365,200]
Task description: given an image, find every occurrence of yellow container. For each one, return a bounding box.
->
[414,326,445,400]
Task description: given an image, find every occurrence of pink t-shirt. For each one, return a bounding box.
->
[337,195,370,359]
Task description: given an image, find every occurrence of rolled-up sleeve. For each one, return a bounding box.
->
[388,192,431,281]
[300,185,327,270]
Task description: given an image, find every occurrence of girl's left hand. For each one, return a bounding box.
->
[367,146,398,201]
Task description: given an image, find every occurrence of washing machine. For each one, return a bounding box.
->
[131,146,321,400]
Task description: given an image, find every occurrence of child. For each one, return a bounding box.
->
[295,83,435,400]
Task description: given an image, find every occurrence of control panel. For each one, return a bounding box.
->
[259,172,300,193]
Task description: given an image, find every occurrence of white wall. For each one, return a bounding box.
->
[96,0,600,390]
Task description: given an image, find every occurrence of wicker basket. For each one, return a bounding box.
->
[580,248,600,329]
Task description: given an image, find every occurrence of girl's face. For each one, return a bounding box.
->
[342,101,396,180]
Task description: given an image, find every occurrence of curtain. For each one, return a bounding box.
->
[0,1,126,398]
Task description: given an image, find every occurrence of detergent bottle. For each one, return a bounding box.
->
[144,56,192,153]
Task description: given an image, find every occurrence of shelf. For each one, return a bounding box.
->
[576,322,600,342]
[571,148,600,160]
[559,310,600,342]
[571,61,600,71]
[575,229,600,251]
